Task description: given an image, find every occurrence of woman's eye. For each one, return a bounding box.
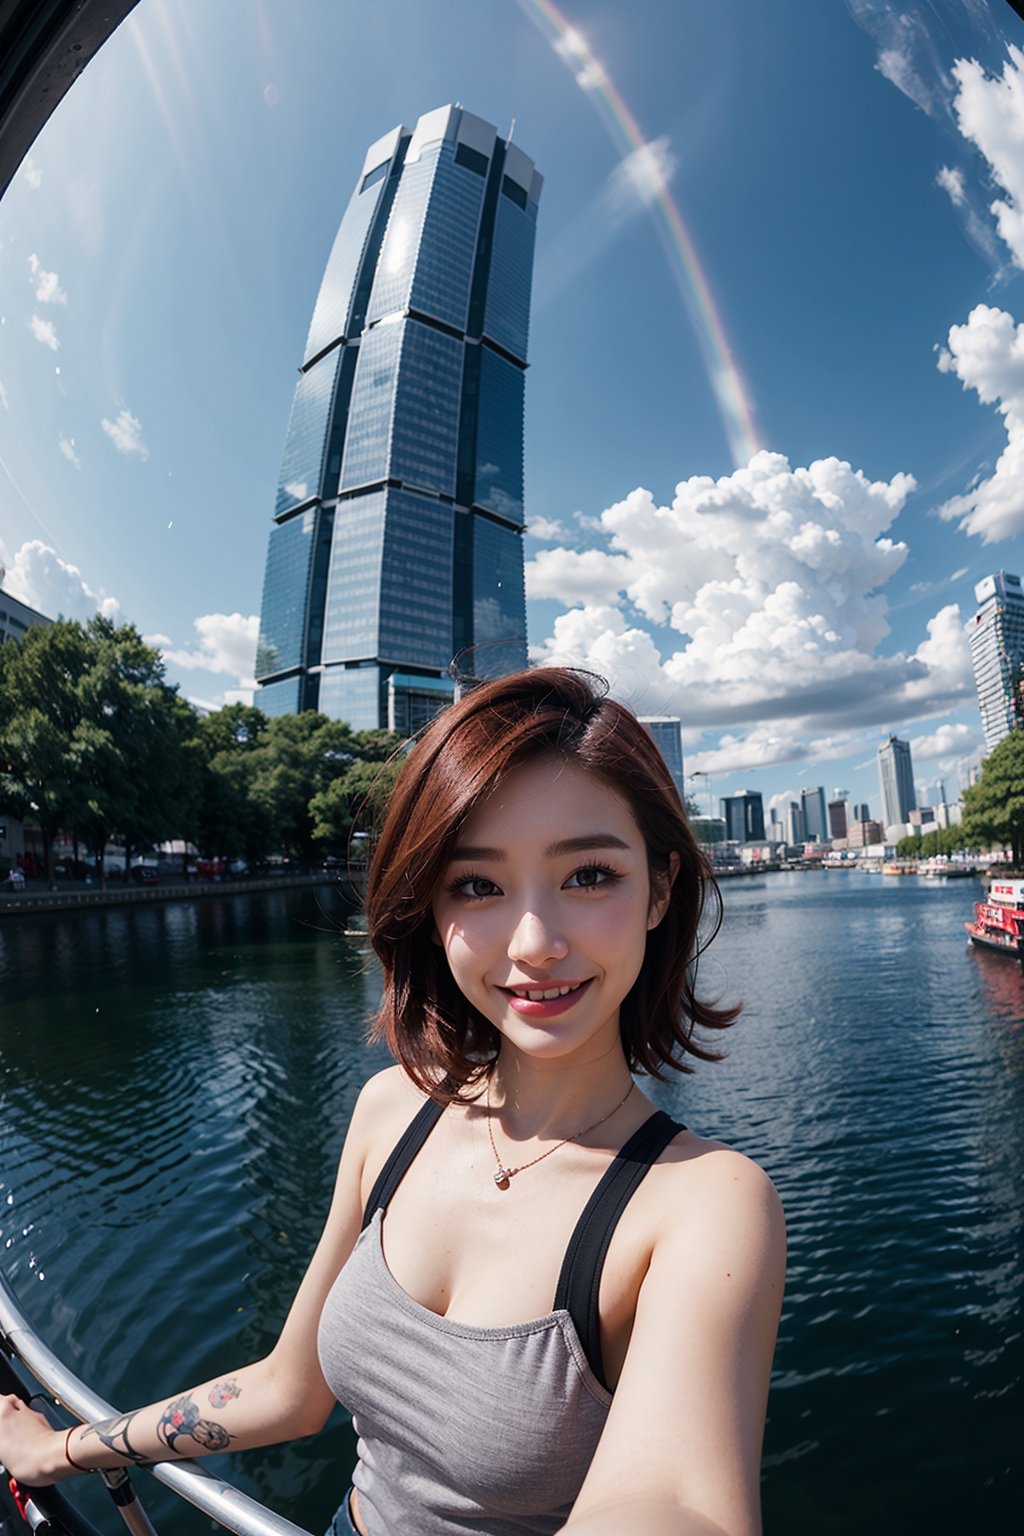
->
[449,875,500,900]
[564,865,618,890]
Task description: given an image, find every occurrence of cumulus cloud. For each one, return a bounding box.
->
[937,164,966,207]
[528,451,975,765]
[3,540,120,623]
[526,516,569,543]
[161,612,258,685]
[951,46,1024,270]
[937,303,1024,542]
[27,254,67,305]
[908,721,980,761]
[29,314,59,350]
[552,26,608,91]
[101,407,148,459]
[58,435,81,469]
[21,156,42,189]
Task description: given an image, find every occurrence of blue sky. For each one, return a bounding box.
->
[2,0,1024,821]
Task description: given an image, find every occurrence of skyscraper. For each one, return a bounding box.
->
[639,716,685,804]
[800,785,828,842]
[255,105,541,731]
[721,791,765,843]
[877,735,916,827]
[966,571,1024,753]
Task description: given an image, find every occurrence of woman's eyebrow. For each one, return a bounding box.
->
[450,844,506,862]
[449,834,630,863]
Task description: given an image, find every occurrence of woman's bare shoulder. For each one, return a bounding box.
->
[343,1066,439,1183]
[653,1126,785,1251]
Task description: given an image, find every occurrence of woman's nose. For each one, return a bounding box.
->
[507,907,569,966]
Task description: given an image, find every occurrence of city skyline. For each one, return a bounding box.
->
[254,104,539,731]
[3,2,1024,816]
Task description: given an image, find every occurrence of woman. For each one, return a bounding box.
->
[0,667,785,1536]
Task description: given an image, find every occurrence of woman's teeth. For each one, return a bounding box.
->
[509,982,583,1001]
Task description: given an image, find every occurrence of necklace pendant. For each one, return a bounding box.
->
[493,1165,511,1188]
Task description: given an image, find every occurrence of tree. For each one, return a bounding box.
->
[309,754,403,857]
[961,730,1024,867]
[194,704,272,867]
[0,621,90,884]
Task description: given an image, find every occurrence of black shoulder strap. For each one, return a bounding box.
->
[360,1097,445,1230]
[554,1109,685,1391]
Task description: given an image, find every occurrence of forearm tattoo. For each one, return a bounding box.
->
[208,1379,241,1410]
[158,1393,233,1453]
[80,1411,149,1465]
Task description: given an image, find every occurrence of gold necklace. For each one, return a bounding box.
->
[485,1078,635,1188]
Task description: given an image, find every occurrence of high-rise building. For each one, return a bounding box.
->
[0,575,51,644]
[639,716,685,804]
[255,105,542,731]
[721,791,765,843]
[783,801,805,846]
[852,802,871,823]
[827,797,849,840]
[966,571,1024,753]
[800,785,828,842]
[877,735,916,827]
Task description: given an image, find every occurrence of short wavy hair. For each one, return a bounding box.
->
[366,667,738,1099]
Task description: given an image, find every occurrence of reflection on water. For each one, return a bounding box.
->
[1,874,1021,1534]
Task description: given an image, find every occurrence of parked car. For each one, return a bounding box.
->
[129,864,159,885]
[5,868,26,890]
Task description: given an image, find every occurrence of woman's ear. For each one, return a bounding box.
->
[647,851,680,930]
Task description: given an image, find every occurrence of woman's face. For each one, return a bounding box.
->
[431,755,671,1067]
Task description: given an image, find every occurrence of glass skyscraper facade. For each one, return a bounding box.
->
[877,735,916,828]
[255,105,542,729]
[966,571,1024,754]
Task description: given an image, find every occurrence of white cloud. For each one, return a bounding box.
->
[937,303,1024,542]
[605,138,677,214]
[951,46,1024,270]
[552,27,607,91]
[908,721,980,762]
[525,516,569,543]
[27,254,67,305]
[101,408,149,460]
[3,540,120,623]
[529,451,975,768]
[0,379,9,411]
[29,314,59,351]
[161,612,258,683]
[22,156,42,189]
[844,0,952,120]
[936,164,966,208]
[58,435,81,469]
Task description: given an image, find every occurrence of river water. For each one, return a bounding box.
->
[0,872,1020,1535]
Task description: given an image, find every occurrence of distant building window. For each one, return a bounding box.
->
[360,161,388,192]
[501,175,528,209]
[455,142,489,177]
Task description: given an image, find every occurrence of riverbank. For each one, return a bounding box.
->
[0,870,359,916]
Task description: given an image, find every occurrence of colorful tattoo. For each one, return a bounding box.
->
[157,1393,232,1453]
[80,1411,148,1465]
[208,1379,241,1410]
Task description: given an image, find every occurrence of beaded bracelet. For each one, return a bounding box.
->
[64,1425,89,1473]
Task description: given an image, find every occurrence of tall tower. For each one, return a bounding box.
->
[966,571,1024,754]
[800,785,828,842]
[877,736,916,828]
[255,106,542,731]
[639,716,686,804]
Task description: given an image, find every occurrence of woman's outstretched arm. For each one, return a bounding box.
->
[559,1144,786,1536]
[0,1072,391,1487]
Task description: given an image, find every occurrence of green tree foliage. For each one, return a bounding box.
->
[894,826,968,859]
[962,730,1024,867]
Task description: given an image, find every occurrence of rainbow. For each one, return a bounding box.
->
[516,0,763,467]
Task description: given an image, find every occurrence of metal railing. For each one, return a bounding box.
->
[0,1270,314,1536]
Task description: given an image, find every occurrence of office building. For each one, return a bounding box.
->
[827,797,848,840]
[255,105,542,730]
[852,802,871,823]
[800,785,828,842]
[878,735,916,827]
[639,716,685,804]
[0,576,51,644]
[966,571,1024,753]
[721,790,765,843]
[783,801,805,846]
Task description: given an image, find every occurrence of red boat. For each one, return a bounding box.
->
[965,877,1024,959]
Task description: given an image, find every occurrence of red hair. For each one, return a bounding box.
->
[366,667,738,1098]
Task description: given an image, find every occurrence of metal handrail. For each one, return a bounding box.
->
[0,1271,315,1536]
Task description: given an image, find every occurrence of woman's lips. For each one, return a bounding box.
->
[501,978,593,1016]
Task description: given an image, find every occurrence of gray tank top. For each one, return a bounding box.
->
[317,1101,683,1536]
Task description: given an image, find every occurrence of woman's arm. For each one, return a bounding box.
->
[0,1069,400,1487]
[559,1147,786,1536]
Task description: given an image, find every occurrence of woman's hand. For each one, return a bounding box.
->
[0,1394,69,1486]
